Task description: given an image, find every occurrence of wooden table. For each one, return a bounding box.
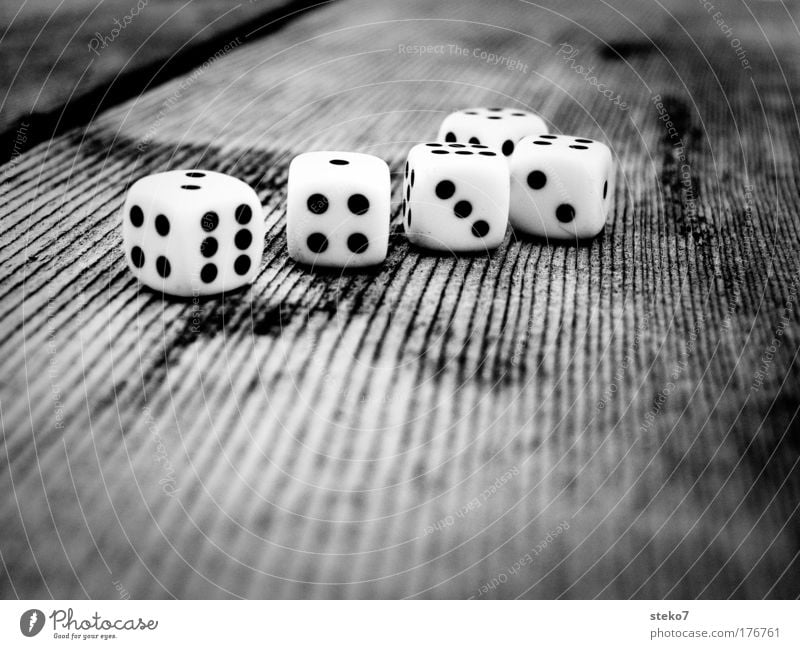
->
[1,0,799,598]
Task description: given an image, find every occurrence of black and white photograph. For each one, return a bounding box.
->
[1,0,799,643]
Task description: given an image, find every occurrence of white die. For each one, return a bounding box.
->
[436,107,548,157]
[509,134,613,240]
[286,152,390,268]
[121,170,263,297]
[402,142,509,252]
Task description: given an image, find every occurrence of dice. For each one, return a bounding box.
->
[286,151,390,268]
[121,169,263,297]
[436,107,548,157]
[402,142,509,251]
[509,134,613,240]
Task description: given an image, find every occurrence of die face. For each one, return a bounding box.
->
[122,170,263,296]
[436,107,548,157]
[286,151,390,268]
[403,142,509,251]
[509,135,613,240]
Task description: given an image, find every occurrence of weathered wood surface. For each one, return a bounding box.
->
[0,0,293,134]
[1,0,799,599]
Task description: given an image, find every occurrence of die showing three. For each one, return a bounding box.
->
[402,142,509,252]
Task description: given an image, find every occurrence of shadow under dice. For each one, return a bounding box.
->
[121,170,264,297]
[403,142,509,252]
[286,152,390,268]
[436,107,548,157]
[509,134,613,240]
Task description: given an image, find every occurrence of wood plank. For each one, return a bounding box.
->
[0,0,328,158]
[1,0,799,598]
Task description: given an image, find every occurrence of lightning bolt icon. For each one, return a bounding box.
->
[28,612,37,632]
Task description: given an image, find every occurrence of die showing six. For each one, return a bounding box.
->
[121,169,263,297]
[120,108,613,292]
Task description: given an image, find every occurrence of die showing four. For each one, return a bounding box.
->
[121,170,263,297]
[286,151,390,268]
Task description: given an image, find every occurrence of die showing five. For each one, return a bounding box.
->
[437,107,548,158]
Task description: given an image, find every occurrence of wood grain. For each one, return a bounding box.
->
[1,0,799,599]
[0,0,296,132]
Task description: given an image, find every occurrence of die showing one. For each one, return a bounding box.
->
[509,134,613,240]
[402,142,509,252]
[287,152,390,268]
[436,107,548,157]
[121,169,263,297]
